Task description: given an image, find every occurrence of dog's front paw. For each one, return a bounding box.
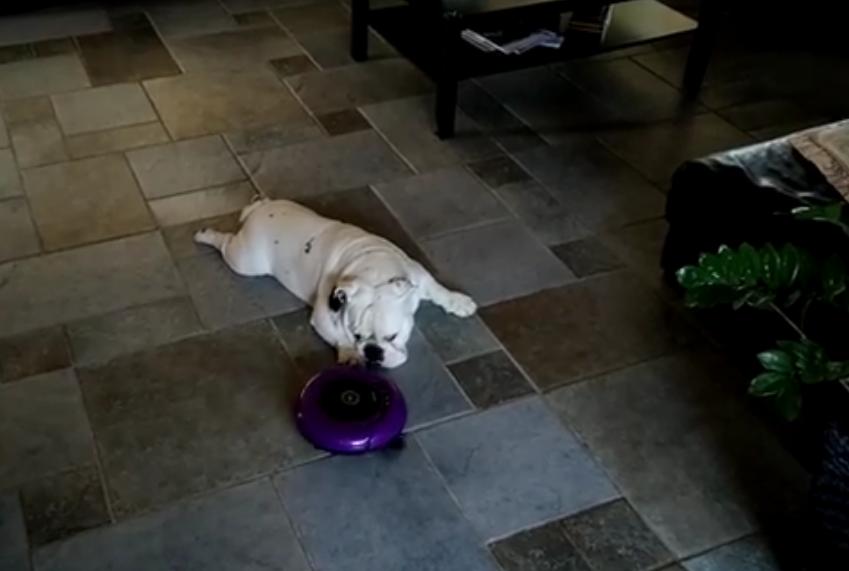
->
[337,347,363,367]
[445,292,477,318]
[193,228,213,245]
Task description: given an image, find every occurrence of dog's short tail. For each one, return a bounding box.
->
[239,196,269,223]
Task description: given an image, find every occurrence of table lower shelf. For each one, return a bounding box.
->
[368,0,697,80]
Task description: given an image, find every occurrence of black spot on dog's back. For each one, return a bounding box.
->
[304,238,314,254]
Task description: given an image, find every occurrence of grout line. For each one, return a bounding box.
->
[268,10,323,72]
[358,104,420,175]
[269,476,321,571]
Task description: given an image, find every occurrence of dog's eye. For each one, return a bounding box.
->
[384,334,397,342]
[354,334,362,342]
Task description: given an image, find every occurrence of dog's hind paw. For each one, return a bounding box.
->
[445,292,477,318]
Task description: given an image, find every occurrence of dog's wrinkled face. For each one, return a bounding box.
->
[330,276,417,368]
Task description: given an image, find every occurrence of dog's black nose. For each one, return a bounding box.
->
[364,344,384,364]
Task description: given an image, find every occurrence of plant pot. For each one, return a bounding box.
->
[809,419,849,563]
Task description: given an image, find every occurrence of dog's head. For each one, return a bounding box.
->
[329,275,418,368]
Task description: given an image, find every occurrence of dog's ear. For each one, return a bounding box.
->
[329,276,361,312]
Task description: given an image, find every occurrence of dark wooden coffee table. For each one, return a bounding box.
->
[350,0,716,138]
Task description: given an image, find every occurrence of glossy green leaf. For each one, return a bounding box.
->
[792,203,844,223]
[757,349,794,373]
[749,372,789,396]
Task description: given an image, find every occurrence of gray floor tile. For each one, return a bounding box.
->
[0,113,7,148]
[558,58,698,123]
[2,96,53,125]
[269,54,318,77]
[127,135,245,199]
[548,353,807,557]
[51,83,157,136]
[421,219,574,307]
[561,499,674,571]
[168,27,301,72]
[0,326,70,384]
[0,369,94,490]
[298,29,394,68]
[418,397,618,539]
[233,11,275,26]
[551,237,623,278]
[275,442,498,571]
[601,219,669,284]
[491,181,590,246]
[147,181,256,227]
[77,322,318,517]
[0,9,109,47]
[66,123,170,159]
[0,197,40,263]
[0,148,22,198]
[160,212,241,260]
[457,82,546,153]
[21,465,109,546]
[468,155,532,189]
[315,108,371,136]
[144,68,311,140]
[22,154,154,251]
[9,117,68,168]
[271,308,334,377]
[361,95,501,171]
[0,55,90,99]
[0,494,29,571]
[243,130,410,198]
[479,67,616,145]
[683,536,780,571]
[596,113,752,187]
[146,0,238,38]
[272,1,349,36]
[287,58,431,115]
[33,478,311,571]
[178,252,304,330]
[513,137,665,232]
[383,328,472,428]
[224,120,325,155]
[449,350,533,409]
[0,232,184,337]
[374,167,509,239]
[415,303,498,364]
[490,521,591,571]
[481,272,693,389]
[718,98,823,134]
[298,186,432,271]
[67,297,203,365]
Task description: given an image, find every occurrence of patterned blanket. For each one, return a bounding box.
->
[791,120,849,202]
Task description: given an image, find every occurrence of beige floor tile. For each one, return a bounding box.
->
[148,181,256,226]
[144,68,312,140]
[0,114,7,148]
[168,27,301,72]
[0,55,90,99]
[52,83,158,135]
[0,232,183,337]
[0,148,22,198]
[66,123,170,159]
[2,96,53,125]
[272,2,349,36]
[22,154,155,250]
[127,135,245,198]
[0,197,40,263]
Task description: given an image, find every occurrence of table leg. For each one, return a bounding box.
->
[435,15,461,139]
[351,0,370,62]
[683,0,721,95]
[436,79,458,139]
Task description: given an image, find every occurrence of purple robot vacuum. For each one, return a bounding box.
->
[295,366,407,454]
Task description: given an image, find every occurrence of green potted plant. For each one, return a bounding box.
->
[675,202,849,559]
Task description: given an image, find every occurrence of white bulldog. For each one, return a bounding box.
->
[194,198,477,368]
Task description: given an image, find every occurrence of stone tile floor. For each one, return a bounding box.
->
[1,1,846,569]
